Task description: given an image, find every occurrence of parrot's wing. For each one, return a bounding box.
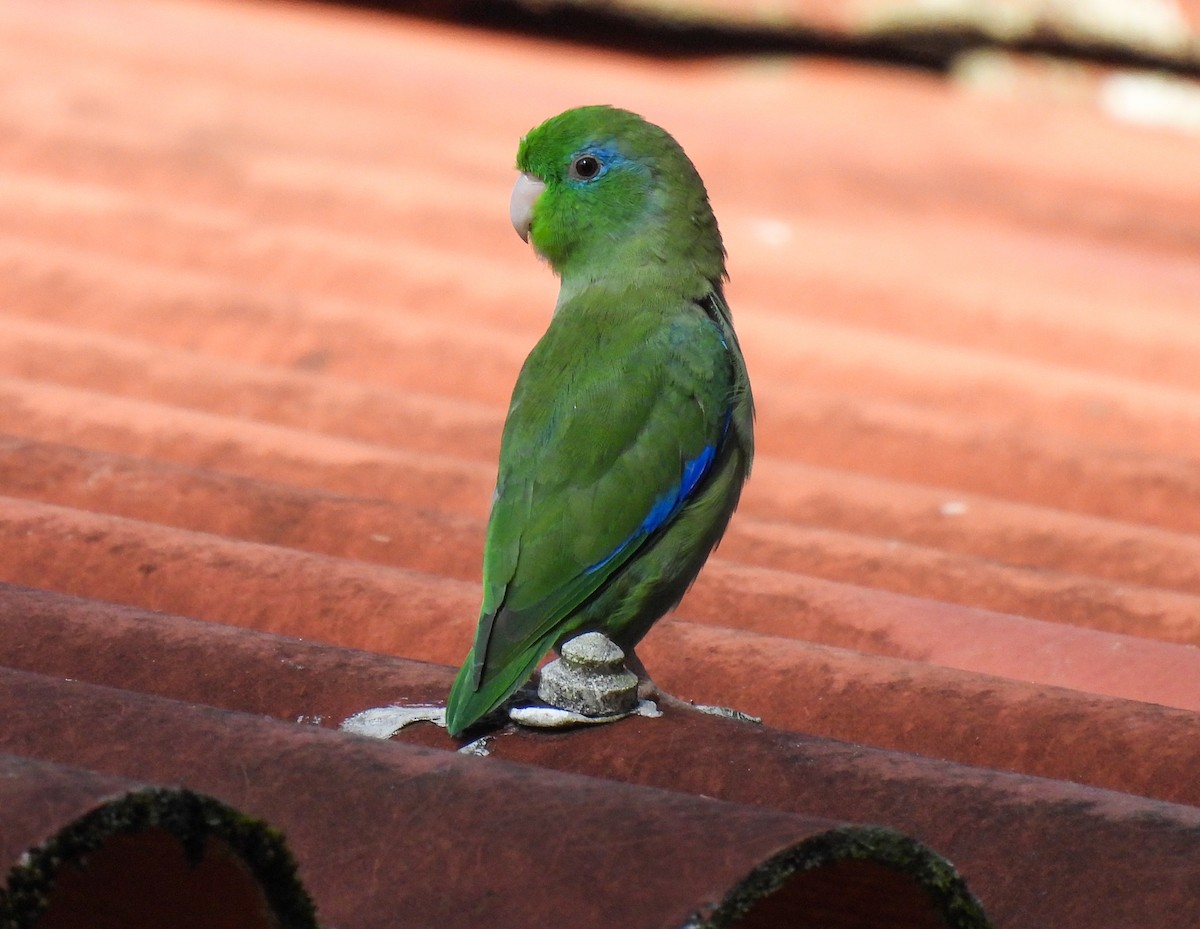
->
[445,292,733,732]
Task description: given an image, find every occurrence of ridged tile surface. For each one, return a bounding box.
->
[2,0,1199,926]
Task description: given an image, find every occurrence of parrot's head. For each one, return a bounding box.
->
[510,105,725,287]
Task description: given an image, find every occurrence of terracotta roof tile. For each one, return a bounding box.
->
[4,583,1200,928]
[2,0,1200,924]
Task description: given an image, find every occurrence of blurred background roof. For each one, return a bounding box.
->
[2,0,1199,926]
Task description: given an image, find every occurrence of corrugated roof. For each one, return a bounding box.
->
[2,0,1200,925]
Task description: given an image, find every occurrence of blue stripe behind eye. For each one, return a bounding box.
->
[568,145,643,186]
[584,440,719,576]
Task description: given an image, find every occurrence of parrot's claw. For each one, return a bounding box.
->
[626,654,760,724]
[690,704,762,724]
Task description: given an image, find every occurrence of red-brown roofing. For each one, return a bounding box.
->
[2,0,1200,926]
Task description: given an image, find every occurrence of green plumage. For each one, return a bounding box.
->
[445,106,754,737]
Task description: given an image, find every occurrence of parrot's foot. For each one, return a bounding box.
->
[638,688,761,724]
[625,650,761,724]
[690,704,762,724]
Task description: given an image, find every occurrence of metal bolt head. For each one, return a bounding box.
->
[537,632,638,718]
[560,631,627,670]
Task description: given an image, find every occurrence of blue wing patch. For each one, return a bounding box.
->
[641,443,715,536]
[584,440,718,576]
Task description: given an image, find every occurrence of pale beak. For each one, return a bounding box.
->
[509,172,545,243]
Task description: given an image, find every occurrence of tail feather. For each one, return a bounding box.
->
[445,633,557,737]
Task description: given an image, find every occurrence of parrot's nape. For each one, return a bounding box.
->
[445,105,754,737]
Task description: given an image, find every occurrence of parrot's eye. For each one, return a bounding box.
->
[569,154,602,181]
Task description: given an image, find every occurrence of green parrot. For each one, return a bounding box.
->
[445,105,754,737]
